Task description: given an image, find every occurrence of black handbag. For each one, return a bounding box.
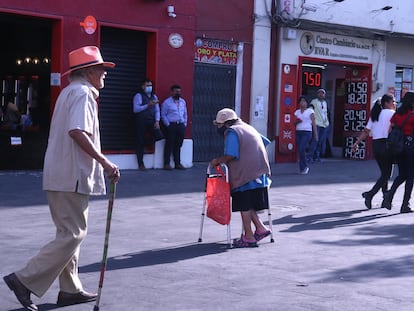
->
[387,112,414,156]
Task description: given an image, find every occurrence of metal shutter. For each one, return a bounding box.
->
[99,27,147,151]
[192,63,236,161]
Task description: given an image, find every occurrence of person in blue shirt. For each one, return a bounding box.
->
[210,108,272,248]
[133,78,163,171]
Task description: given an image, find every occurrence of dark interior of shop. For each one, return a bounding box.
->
[0,13,52,169]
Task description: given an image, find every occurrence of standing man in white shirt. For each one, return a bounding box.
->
[308,88,330,163]
[161,84,187,170]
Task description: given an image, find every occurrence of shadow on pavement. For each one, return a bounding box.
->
[315,254,414,282]
[273,209,398,232]
[9,303,60,311]
[80,242,228,273]
[314,223,414,246]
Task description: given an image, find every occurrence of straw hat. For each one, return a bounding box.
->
[63,46,115,76]
[213,108,238,125]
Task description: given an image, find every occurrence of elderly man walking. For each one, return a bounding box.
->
[3,46,120,311]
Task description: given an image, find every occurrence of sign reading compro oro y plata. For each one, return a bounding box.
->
[194,38,238,65]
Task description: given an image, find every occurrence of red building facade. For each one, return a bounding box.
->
[0,1,256,168]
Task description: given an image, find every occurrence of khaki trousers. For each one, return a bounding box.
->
[16,191,89,297]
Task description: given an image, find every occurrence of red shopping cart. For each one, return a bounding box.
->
[198,164,275,248]
[198,164,232,248]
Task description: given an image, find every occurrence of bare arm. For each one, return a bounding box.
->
[69,129,120,183]
[210,155,235,167]
[352,128,370,152]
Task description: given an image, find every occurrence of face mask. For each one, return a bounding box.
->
[217,126,227,136]
[144,86,152,94]
[173,94,181,100]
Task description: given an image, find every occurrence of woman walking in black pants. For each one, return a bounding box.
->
[353,94,395,209]
[381,91,414,213]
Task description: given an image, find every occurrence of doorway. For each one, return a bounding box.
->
[192,63,236,161]
[0,13,52,169]
[299,57,372,159]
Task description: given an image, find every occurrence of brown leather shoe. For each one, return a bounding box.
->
[3,273,38,311]
[139,164,147,171]
[175,163,186,170]
[57,290,98,306]
[163,164,173,170]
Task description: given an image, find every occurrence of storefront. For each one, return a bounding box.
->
[276,28,386,162]
[384,37,414,105]
[0,13,57,169]
[192,38,239,161]
[0,2,196,170]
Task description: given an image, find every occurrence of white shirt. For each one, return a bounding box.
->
[43,80,106,195]
[294,108,314,131]
[310,98,329,127]
[365,108,394,139]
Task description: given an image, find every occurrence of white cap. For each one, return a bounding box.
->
[213,108,238,125]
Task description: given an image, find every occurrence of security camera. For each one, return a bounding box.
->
[167,5,177,18]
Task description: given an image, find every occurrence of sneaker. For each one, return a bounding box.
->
[299,167,309,175]
[232,235,258,248]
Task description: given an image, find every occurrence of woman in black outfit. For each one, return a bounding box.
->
[381,91,414,213]
[353,94,395,209]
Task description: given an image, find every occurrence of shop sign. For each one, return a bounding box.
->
[80,15,97,35]
[194,38,238,65]
[299,31,376,62]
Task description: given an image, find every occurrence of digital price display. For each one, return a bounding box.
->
[343,74,369,159]
[346,81,368,105]
[344,137,366,159]
[343,109,366,132]
[302,67,322,88]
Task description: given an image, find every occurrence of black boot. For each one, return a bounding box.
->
[400,202,413,214]
[381,191,392,210]
[362,192,373,209]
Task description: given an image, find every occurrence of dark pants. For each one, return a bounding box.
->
[368,139,393,195]
[164,123,185,166]
[135,117,157,166]
[387,147,414,205]
[296,130,312,171]
[308,125,329,160]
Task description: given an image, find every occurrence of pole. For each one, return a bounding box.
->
[93,182,116,311]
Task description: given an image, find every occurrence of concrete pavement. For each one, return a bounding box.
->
[1,159,414,311]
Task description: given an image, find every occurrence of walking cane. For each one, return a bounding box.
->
[93,181,116,311]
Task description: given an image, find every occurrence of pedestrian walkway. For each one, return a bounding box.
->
[1,160,413,310]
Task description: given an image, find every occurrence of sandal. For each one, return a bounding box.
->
[254,230,271,242]
[233,235,258,248]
